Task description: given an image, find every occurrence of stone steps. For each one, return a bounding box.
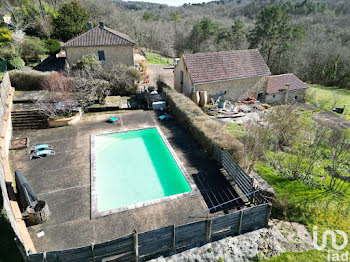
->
[11,110,48,130]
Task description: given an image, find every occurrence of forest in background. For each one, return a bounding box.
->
[1,0,350,89]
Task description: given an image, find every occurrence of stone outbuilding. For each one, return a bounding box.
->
[174,49,271,101]
[264,73,309,104]
[62,23,135,67]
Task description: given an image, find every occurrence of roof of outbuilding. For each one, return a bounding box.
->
[267,73,308,94]
[182,49,271,84]
[62,25,135,48]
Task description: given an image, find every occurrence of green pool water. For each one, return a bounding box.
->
[95,128,192,212]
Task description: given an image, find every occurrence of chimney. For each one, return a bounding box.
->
[285,83,290,91]
[283,83,290,104]
[99,22,104,29]
[87,21,93,30]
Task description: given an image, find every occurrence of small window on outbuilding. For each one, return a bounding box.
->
[295,96,298,100]
[97,50,105,62]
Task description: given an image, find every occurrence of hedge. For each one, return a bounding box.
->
[9,70,55,91]
[164,86,245,165]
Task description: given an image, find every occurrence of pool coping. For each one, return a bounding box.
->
[90,126,198,219]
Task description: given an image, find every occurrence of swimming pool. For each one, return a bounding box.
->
[91,127,194,217]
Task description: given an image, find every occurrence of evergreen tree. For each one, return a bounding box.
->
[249,5,304,70]
[53,0,89,42]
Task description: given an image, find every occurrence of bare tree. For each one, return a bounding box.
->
[326,128,350,194]
[241,120,270,174]
[35,72,78,119]
[265,104,304,151]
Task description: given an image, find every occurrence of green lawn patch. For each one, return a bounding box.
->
[266,250,328,262]
[144,51,173,65]
[225,112,350,261]
[306,84,350,121]
[255,162,350,259]
[225,123,246,139]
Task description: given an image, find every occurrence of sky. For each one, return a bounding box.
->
[125,0,213,7]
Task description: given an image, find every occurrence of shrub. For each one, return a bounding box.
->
[70,63,139,96]
[156,73,166,93]
[44,39,61,55]
[8,57,25,69]
[9,70,54,90]
[164,86,245,165]
[36,72,79,119]
[71,54,101,70]
[0,45,22,69]
[19,37,48,63]
[0,27,12,46]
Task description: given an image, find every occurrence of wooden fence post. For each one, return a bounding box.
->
[172,225,176,252]
[206,218,212,242]
[133,230,139,262]
[238,210,243,235]
[91,243,96,262]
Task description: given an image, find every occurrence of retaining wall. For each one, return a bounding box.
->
[0,72,36,259]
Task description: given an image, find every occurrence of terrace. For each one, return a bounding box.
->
[10,110,249,253]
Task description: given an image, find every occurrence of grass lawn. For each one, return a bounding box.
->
[306,84,350,121]
[265,250,328,262]
[255,162,349,261]
[0,194,23,262]
[144,51,173,65]
[225,119,350,261]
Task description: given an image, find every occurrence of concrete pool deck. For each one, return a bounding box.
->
[10,110,242,253]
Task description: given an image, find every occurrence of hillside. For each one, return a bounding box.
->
[1,0,350,88]
[77,0,350,90]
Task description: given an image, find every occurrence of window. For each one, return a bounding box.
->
[97,50,105,62]
[295,96,298,100]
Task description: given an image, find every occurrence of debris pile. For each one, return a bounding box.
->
[204,96,272,124]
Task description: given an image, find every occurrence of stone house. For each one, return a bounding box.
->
[174,49,271,101]
[62,23,135,66]
[174,49,309,104]
[264,73,309,104]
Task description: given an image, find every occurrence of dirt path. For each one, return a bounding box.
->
[300,103,350,129]
[146,64,174,88]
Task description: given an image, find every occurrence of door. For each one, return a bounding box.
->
[180,71,184,93]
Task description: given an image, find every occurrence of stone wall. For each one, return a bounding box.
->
[264,89,306,104]
[196,76,268,102]
[65,46,134,67]
[174,57,194,96]
[174,58,268,101]
[0,72,36,258]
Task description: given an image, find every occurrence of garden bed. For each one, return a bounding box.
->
[47,110,82,127]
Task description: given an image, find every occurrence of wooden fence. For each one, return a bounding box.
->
[28,203,271,262]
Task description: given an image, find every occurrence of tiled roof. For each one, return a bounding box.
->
[62,25,135,48]
[267,73,308,94]
[182,49,271,84]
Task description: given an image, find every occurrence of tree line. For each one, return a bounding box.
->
[1,0,350,89]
